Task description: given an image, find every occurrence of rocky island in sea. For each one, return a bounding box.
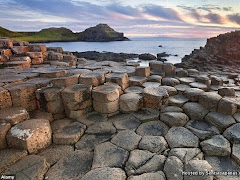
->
[0,24,129,43]
[0,29,240,180]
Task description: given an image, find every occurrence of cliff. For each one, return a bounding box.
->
[179,30,240,72]
[0,24,129,42]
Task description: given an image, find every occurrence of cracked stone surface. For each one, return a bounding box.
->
[111,130,142,151]
[92,142,129,169]
[4,155,49,180]
[45,151,93,180]
[165,127,199,148]
[138,136,168,153]
[75,134,112,151]
[136,121,169,136]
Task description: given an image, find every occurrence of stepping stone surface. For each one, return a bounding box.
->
[5,155,49,180]
[0,148,27,173]
[200,135,231,156]
[46,151,93,179]
[92,142,129,168]
[81,167,127,180]
[136,121,169,136]
[0,107,29,125]
[7,119,52,153]
[111,130,141,151]
[165,127,199,148]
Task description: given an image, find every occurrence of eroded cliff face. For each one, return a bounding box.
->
[179,31,240,72]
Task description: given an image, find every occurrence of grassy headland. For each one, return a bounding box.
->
[0,24,129,43]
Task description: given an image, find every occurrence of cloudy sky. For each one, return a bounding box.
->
[1,0,240,38]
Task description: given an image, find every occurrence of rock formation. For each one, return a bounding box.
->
[179,30,240,73]
[0,37,240,180]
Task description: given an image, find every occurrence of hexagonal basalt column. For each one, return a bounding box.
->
[92,85,120,114]
[143,87,169,110]
[36,86,65,120]
[6,119,52,153]
[61,84,92,119]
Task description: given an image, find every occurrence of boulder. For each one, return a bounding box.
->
[81,167,127,180]
[4,155,49,180]
[125,149,154,175]
[184,160,213,180]
[79,72,105,87]
[128,171,165,180]
[223,123,240,144]
[124,86,143,94]
[205,112,236,132]
[6,119,52,153]
[179,77,196,85]
[143,87,169,109]
[139,53,156,60]
[36,87,65,118]
[218,87,235,97]
[86,122,116,135]
[161,85,177,96]
[0,122,11,149]
[218,97,237,115]
[75,134,112,151]
[133,108,160,122]
[182,102,208,120]
[51,74,79,87]
[112,114,141,131]
[199,92,222,111]
[189,82,208,91]
[160,112,189,127]
[105,73,129,89]
[168,148,202,163]
[211,76,223,86]
[11,46,30,55]
[136,121,169,136]
[163,156,183,180]
[38,144,74,166]
[92,85,119,103]
[160,106,183,113]
[165,127,199,148]
[93,99,119,114]
[162,63,176,76]
[168,94,188,107]
[149,61,163,71]
[0,39,13,48]
[138,136,168,153]
[129,76,147,86]
[4,82,38,111]
[0,107,29,125]
[53,121,86,145]
[0,148,27,173]
[232,144,240,166]
[0,87,12,110]
[92,142,129,168]
[200,135,231,156]
[45,151,93,180]
[111,130,142,151]
[119,93,143,112]
[184,88,204,102]
[135,66,150,77]
[77,111,107,126]
[185,120,220,140]
[162,77,180,86]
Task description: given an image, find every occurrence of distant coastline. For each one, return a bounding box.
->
[0,24,129,43]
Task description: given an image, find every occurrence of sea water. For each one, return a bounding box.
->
[43,37,206,65]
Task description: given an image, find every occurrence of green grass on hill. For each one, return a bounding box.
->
[0,26,24,38]
[0,24,128,42]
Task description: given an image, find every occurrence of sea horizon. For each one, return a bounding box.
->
[42,37,207,64]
